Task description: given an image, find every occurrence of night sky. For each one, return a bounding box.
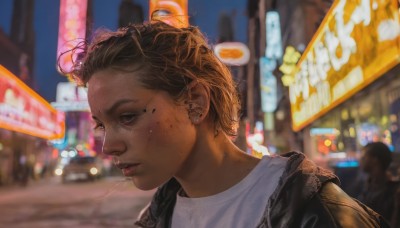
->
[0,0,247,102]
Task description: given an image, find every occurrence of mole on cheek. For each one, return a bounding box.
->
[152,108,156,114]
[143,109,147,113]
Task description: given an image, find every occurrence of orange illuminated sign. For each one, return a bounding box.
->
[288,0,400,131]
[214,42,250,66]
[149,0,189,28]
[0,66,65,140]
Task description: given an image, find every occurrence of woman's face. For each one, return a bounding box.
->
[87,68,196,190]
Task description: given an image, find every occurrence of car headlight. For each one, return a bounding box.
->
[55,168,63,176]
[90,167,98,175]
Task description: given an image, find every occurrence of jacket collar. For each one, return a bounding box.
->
[135,151,340,228]
[264,152,340,227]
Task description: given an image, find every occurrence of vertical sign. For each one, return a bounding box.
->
[149,0,189,28]
[265,11,283,60]
[57,0,88,75]
[260,57,277,113]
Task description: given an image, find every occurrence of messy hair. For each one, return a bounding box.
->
[60,21,241,136]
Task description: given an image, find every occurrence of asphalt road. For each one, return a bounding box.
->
[0,176,155,228]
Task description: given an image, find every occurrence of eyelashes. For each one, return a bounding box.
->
[92,106,154,131]
[93,122,105,131]
[119,113,137,125]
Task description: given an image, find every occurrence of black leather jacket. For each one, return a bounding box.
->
[135,152,389,227]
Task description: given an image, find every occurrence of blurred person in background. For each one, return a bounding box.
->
[61,21,389,227]
[358,142,400,227]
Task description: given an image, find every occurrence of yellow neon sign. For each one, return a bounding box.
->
[289,0,400,131]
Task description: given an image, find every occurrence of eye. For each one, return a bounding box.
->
[92,119,105,131]
[93,121,105,131]
[119,113,137,125]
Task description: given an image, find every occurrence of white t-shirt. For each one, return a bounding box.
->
[171,155,288,228]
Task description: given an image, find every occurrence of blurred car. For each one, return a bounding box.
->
[59,156,104,183]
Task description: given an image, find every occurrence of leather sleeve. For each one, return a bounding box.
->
[295,182,390,228]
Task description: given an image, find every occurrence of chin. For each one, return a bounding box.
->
[131,178,162,191]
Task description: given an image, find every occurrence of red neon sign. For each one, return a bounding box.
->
[0,65,65,140]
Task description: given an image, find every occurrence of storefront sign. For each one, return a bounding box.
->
[150,0,188,28]
[0,66,65,140]
[57,0,88,75]
[289,0,400,131]
[214,42,250,66]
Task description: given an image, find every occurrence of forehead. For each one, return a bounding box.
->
[87,69,151,106]
[87,69,181,115]
[89,68,142,87]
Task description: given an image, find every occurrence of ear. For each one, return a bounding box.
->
[185,81,210,124]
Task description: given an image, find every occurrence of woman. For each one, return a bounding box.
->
[63,21,388,227]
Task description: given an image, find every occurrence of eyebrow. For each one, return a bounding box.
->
[92,99,139,120]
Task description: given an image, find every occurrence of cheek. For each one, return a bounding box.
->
[145,112,194,157]
[146,106,191,139]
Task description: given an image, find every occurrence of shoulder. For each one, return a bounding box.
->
[298,182,390,227]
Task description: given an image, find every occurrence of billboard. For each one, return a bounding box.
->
[288,0,400,131]
[57,0,88,75]
[0,66,65,140]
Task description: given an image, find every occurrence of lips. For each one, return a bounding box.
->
[116,163,140,176]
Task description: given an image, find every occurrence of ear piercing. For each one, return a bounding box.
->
[188,105,203,124]
[192,113,203,123]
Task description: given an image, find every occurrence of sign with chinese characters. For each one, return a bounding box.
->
[149,0,188,28]
[289,0,400,131]
[0,66,65,140]
[57,0,88,75]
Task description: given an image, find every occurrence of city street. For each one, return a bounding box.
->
[0,176,155,228]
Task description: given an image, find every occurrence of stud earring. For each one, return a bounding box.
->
[191,112,203,124]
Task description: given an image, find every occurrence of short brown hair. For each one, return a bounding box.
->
[61,21,241,136]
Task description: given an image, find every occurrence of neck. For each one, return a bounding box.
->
[175,129,260,198]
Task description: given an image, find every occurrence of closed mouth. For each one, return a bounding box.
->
[115,162,140,170]
[115,162,140,176]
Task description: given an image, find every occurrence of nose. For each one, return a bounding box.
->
[101,131,126,156]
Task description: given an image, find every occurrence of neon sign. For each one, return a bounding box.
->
[265,11,283,59]
[289,0,400,131]
[0,66,65,140]
[214,42,250,66]
[260,57,277,112]
[149,0,188,28]
[57,0,88,75]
